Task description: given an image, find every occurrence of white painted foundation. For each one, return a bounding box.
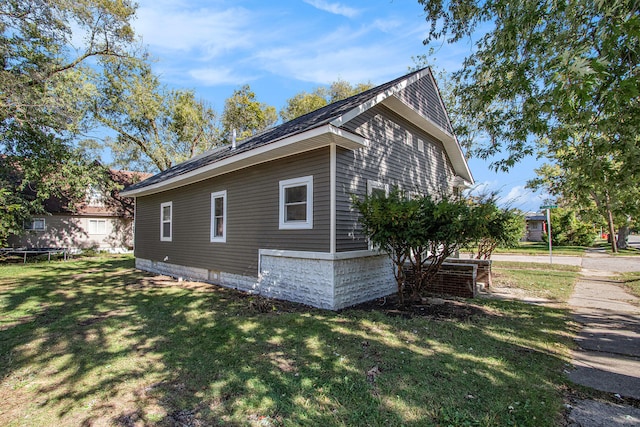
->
[135,249,396,310]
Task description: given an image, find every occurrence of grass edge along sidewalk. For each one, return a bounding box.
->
[1,255,578,426]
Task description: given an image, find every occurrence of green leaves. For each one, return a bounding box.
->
[93,56,221,172]
[418,0,640,175]
[279,80,373,122]
[221,85,277,142]
[352,190,495,301]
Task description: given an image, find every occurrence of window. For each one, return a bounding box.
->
[367,180,388,197]
[366,180,390,250]
[279,176,313,229]
[160,202,172,241]
[405,131,413,146]
[210,191,227,242]
[24,218,45,231]
[88,219,106,234]
[86,185,104,207]
[417,138,425,153]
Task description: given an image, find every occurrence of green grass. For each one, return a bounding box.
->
[0,255,577,426]
[591,240,640,256]
[493,242,588,256]
[462,242,589,257]
[618,272,640,298]
[491,261,581,301]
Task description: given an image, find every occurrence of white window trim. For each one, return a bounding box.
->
[279,175,313,230]
[160,201,172,242]
[88,219,107,235]
[367,180,389,196]
[405,131,413,146]
[25,218,46,231]
[210,190,227,243]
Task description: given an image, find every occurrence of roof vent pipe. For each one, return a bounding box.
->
[232,129,237,149]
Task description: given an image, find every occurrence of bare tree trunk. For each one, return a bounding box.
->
[617,226,629,250]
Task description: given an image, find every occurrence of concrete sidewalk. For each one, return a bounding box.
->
[566,270,640,426]
[486,253,640,272]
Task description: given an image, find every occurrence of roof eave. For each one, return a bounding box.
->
[330,68,473,185]
[120,124,366,198]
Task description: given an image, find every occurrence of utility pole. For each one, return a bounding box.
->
[540,205,557,264]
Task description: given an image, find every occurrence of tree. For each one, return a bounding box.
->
[0,187,28,247]
[94,57,220,172]
[327,79,373,103]
[528,132,640,251]
[221,85,277,142]
[352,189,484,304]
[279,90,328,122]
[540,207,596,247]
[418,0,640,253]
[1,0,138,234]
[472,197,525,259]
[279,79,373,122]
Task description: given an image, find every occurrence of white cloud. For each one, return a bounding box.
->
[466,182,547,212]
[131,0,438,96]
[498,185,546,212]
[303,0,361,18]
[134,5,254,57]
[255,44,403,84]
[189,67,258,86]
[252,20,429,85]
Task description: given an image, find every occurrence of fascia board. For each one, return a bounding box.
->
[120,124,366,198]
[329,68,431,128]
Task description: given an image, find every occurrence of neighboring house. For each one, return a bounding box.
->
[8,169,151,253]
[121,68,474,310]
[524,212,546,242]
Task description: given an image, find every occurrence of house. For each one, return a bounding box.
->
[121,68,474,310]
[524,212,546,242]
[8,169,151,253]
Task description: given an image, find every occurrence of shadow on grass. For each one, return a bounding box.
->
[0,256,576,426]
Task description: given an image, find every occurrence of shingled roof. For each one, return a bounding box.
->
[121,67,471,197]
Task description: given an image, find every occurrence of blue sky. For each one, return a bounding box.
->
[122,0,548,212]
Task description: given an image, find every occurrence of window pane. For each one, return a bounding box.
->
[371,188,385,198]
[33,219,45,230]
[286,203,307,221]
[285,185,306,203]
[162,222,171,238]
[214,197,223,216]
[215,217,224,237]
[162,205,171,221]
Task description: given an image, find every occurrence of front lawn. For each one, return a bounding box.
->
[0,255,577,426]
[492,261,581,301]
[493,242,588,256]
[619,272,640,298]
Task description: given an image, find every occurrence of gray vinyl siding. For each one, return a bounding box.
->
[394,74,453,133]
[135,148,330,277]
[336,103,456,252]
